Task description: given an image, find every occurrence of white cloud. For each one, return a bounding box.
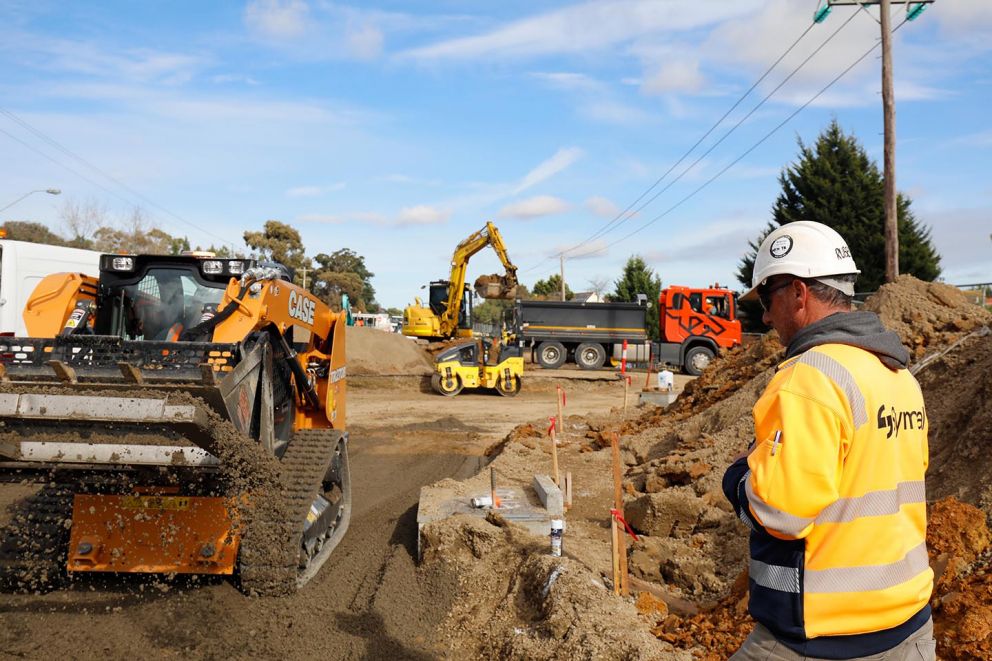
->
[396,204,450,225]
[211,73,261,86]
[642,58,705,95]
[499,195,570,219]
[529,71,601,93]
[562,239,609,260]
[934,0,992,36]
[346,22,385,60]
[400,1,758,61]
[514,147,583,194]
[286,183,346,197]
[245,0,311,40]
[585,196,620,218]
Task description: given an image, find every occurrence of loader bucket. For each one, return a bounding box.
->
[0,335,270,580]
[474,274,519,300]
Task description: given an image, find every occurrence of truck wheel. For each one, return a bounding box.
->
[684,346,715,376]
[575,343,606,370]
[536,341,566,369]
[431,371,463,396]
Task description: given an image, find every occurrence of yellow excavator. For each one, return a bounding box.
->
[402,221,518,341]
[0,253,349,595]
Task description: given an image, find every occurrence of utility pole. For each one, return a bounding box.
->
[559,254,566,302]
[822,0,930,282]
[880,0,898,282]
[300,267,308,289]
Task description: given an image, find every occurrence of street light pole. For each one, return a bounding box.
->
[0,188,62,214]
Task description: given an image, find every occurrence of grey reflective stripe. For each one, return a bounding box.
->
[750,559,800,593]
[805,542,929,594]
[745,476,814,536]
[816,481,926,524]
[736,472,756,532]
[796,350,868,429]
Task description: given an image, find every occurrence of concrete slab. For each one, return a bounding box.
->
[639,390,677,407]
[417,483,553,559]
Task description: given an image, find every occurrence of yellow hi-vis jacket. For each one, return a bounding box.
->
[724,339,932,658]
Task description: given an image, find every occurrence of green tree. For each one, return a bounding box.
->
[243,220,310,283]
[530,274,573,300]
[0,221,68,246]
[474,284,530,326]
[612,255,662,340]
[737,120,941,295]
[311,248,377,311]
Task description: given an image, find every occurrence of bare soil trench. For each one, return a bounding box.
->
[0,372,666,660]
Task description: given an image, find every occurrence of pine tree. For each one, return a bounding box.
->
[737,120,941,294]
[612,255,662,341]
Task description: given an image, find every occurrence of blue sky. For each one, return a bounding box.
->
[1,0,989,309]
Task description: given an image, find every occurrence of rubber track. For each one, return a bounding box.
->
[0,485,73,591]
[238,429,339,596]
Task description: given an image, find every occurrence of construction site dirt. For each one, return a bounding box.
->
[2,280,991,660]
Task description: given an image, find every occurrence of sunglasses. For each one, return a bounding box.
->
[758,279,794,312]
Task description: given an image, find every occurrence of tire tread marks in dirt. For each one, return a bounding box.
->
[238,429,339,597]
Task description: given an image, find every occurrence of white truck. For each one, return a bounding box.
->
[0,239,103,335]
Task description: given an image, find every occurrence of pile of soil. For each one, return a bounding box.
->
[345,326,433,376]
[864,275,991,359]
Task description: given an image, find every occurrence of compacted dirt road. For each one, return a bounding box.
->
[0,371,675,659]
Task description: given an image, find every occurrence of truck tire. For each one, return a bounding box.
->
[575,342,606,370]
[683,346,715,376]
[536,341,566,369]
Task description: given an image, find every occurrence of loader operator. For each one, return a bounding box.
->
[723,221,935,660]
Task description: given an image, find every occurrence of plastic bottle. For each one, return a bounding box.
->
[550,519,564,557]
[657,370,674,392]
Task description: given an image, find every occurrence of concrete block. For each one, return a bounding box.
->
[532,474,564,517]
[639,390,677,407]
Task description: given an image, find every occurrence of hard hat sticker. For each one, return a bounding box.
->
[769,236,793,258]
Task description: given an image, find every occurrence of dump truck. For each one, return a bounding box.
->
[0,253,350,595]
[516,284,741,375]
[402,221,518,342]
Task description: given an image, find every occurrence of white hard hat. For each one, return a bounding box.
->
[741,221,860,301]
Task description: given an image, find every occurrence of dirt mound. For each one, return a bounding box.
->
[865,275,992,359]
[917,330,992,511]
[346,326,433,376]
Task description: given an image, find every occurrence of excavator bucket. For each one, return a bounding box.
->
[474,274,519,300]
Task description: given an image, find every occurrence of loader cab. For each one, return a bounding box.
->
[93,255,252,340]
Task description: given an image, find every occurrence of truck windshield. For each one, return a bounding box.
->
[109,268,226,340]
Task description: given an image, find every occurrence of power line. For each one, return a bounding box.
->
[601,16,910,253]
[0,107,237,249]
[521,16,823,274]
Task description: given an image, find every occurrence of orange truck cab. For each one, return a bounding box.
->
[654,285,741,375]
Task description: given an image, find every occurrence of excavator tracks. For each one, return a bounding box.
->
[238,429,350,596]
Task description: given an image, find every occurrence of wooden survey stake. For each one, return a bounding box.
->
[611,432,629,596]
[549,416,560,486]
[556,385,566,446]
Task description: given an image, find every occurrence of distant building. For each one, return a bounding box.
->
[571,291,601,303]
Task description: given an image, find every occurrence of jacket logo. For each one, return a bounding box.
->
[288,290,316,325]
[876,404,925,439]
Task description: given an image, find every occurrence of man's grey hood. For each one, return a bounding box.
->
[786,310,910,370]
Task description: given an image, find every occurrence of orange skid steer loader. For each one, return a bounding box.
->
[0,253,350,595]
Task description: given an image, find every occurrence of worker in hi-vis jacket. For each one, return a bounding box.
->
[724,221,935,660]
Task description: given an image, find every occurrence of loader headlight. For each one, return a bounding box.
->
[227,260,245,275]
[201,260,224,275]
[111,256,135,272]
